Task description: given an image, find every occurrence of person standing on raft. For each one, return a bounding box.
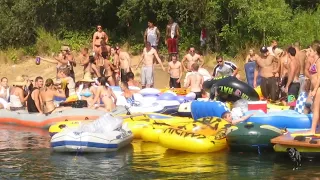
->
[136,42,165,88]
[168,54,183,88]
[284,47,301,105]
[254,46,279,102]
[165,17,180,60]
[184,63,204,100]
[115,46,132,83]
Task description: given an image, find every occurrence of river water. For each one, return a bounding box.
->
[1,125,320,180]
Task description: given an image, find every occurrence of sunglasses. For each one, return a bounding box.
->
[217,60,223,63]
[97,27,102,29]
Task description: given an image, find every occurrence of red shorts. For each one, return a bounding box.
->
[167,38,178,54]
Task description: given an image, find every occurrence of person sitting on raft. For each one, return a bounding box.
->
[221,111,254,125]
[120,81,136,105]
[184,63,204,100]
[27,76,44,114]
[126,72,140,87]
[39,78,70,115]
[90,77,117,112]
[57,68,75,98]
[78,74,97,107]
[0,77,9,102]
[9,76,29,111]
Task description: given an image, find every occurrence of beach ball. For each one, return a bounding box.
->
[157,93,177,100]
[176,95,187,104]
[254,86,263,99]
[185,92,196,100]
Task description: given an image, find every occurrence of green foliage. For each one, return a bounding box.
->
[1,0,320,60]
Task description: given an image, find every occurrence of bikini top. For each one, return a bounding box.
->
[309,58,319,75]
[80,89,92,97]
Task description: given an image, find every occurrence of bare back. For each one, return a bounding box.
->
[119,51,131,69]
[187,72,203,92]
[288,57,301,82]
[256,55,276,78]
[296,50,306,75]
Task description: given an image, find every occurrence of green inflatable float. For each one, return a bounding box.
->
[226,122,283,153]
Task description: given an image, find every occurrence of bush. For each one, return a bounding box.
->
[35,28,61,55]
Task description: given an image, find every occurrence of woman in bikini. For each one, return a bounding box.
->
[90,77,117,112]
[78,75,96,107]
[92,25,109,60]
[120,81,135,105]
[40,79,69,115]
[304,42,320,135]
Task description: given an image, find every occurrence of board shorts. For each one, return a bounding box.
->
[120,68,129,82]
[260,77,279,102]
[193,92,202,100]
[141,66,154,86]
[169,77,181,88]
[167,38,178,54]
[287,82,300,103]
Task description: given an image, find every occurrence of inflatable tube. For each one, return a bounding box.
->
[245,62,261,88]
[160,88,189,95]
[157,93,177,100]
[0,108,126,129]
[216,76,260,101]
[191,101,230,120]
[141,123,173,143]
[244,110,312,129]
[226,122,283,152]
[202,76,228,90]
[139,88,161,96]
[159,127,227,153]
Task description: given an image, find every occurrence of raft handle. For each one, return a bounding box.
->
[59,124,67,129]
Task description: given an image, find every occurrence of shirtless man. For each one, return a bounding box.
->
[55,46,76,80]
[110,47,120,85]
[103,57,116,86]
[136,42,165,88]
[293,42,307,92]
[168,54,183,88]
[92,25,109,58]
[181,47,204,72]
[184,63,204,100]
[254,46,279,101]
[115,46,132,82]
[284,47,301,104]
[273,49,288,99]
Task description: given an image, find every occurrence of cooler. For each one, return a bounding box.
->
[248,101,267,113]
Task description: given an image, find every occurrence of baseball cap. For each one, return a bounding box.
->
[260,46,268,53]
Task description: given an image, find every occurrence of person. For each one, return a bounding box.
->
[136,42,165,88]
[267,40,278,56]
[27,76,44,113]
[115,46,132,82]
[0,77,9,101]
[181,47,204,72]
[245,49,256,63]
[9,76,29,111]
[168,54,183,88]
[221,111,254,125]
[126,72,140,87]
[274,49,288,100]
[110,47,120,85]
[293,42,307,92]
[212,56,239,78]
[120,81,135,105]
[305,40,320,79]
[90,77,117,112]
[40,78,68,114]
[144,20,160,49]
[284,47,301,105]
[184,63,204,100]
[254,46,279,102]
[80,48,91,77]
[55,46,76,80]
[165,16,180,58]
[302,42,320,135]
[92,25,109,59]
[78,74,96,107]
[57,68,76,98]
[103,55,116,86]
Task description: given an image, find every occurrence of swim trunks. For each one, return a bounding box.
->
[287,82,300,103]
[167,38,178,54]
[169,77,181,88]
[141,66,154,86]
[260,77,279,102]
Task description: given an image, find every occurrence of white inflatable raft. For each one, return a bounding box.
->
[51,114,133,153]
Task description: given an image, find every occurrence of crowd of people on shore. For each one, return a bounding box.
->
[1,16,320,134]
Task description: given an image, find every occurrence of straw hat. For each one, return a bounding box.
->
[13,76,27,86]
[61,45,70,51]
[80,73,94,82]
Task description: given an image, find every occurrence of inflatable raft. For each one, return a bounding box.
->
[0,107,126,129]
[178,100,229,118]
[244,110,312,130]
[272,131,320,153]
[51,114,133,153]
[226,122,283,153]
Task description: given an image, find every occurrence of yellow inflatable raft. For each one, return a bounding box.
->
[159,88,190,95]
[159,127,228,153]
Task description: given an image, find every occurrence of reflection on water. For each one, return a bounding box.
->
[1,125,320,179]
